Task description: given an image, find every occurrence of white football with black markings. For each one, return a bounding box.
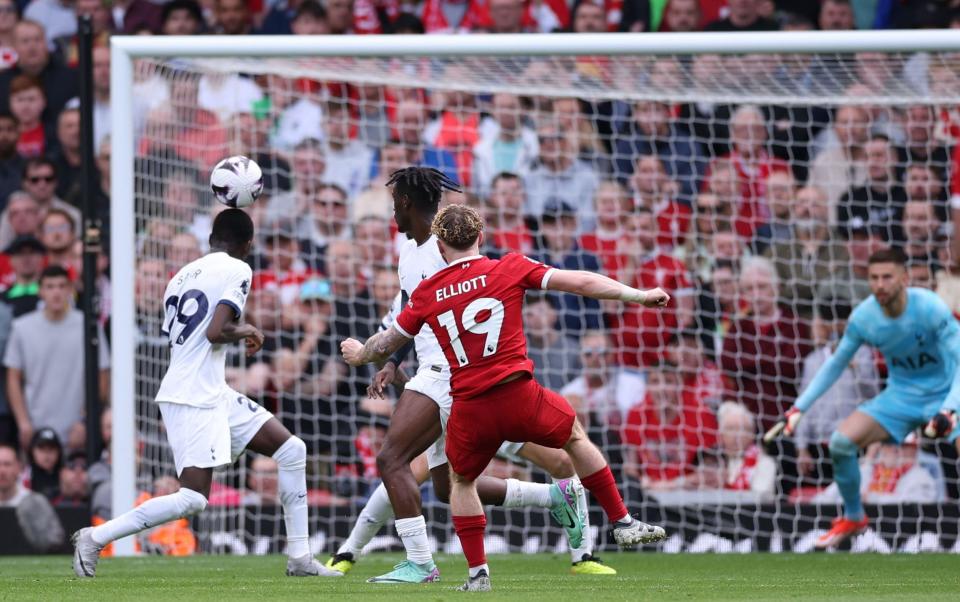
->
[210,155,263,208]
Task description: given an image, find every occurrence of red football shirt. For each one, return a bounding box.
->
[395,253,554,401]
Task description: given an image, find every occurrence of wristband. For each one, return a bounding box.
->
[619,287,646,303]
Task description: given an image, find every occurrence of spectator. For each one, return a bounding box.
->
[699,402,776,498]
[827,218,886,304]
[260,0,319,34]
[5,266,109,450]
[486,0,524,33]
[720,256,812,432]
[904,163,947,219]
[897,105,951,182]
[389,99,458,183]
[793,295,880,484]
[818,0,855,30]
[678,54,733,158]
[304,183,350,271]
[529,200,602,336]
[551,97,609,175]
[0,442,27,504]
[52,449,87,505]
[609,206,693,367]
[353,139,405,223]
[197,74,262,120]
[0,111,22,208]
[23,0,75,45]
[111,0,163,34]
[9,74,49,158]
[0,21,78,123]
[265,137,324,224]
[658,0,702,32]
[243,456,279,505]
[91,45,110,151]
[562,329,643,439]
[838,134,907,245]
[289,0,330,34]
[809,105,869,226]
[326,238,377,340]
[1,234,43,316]
[523,292,581,391]
[472,93,538,198]
[324,0,355,34]
[714,105,790,242]
[901,199,942,266]
[421,0,490,33]
[622,360,718,489]
[160,0,204,35]
[53,0,112,69]
[569,0,607,32]
[814,442,939,505]
[0,0,18,71]
[254,220,314,307]
[696,258,740,362]
[353,216,393,281]
[628,154,692,250]
[524,121,599,231]
[39,208,74,269]
[578,180,629,276]
[26,426,61,498]
[615,100,704,202]
[483,172,534,256]
[322,101,373,200]
[908,259,936,291]
[751,170,796,255]
[213,0,252,34]
[1,193,46,260]
[683,192,735,282]
[704,0,778,31]
[764,185,851,319]
[50,105,79,200]
[669,329,725,410]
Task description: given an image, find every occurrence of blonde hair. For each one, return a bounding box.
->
[431,204,485,251]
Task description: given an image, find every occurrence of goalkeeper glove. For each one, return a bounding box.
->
[763,407,803,444]
[923,410,958,439]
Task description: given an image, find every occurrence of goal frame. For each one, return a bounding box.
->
[109,30,960,556]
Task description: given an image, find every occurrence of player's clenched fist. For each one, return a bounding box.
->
[341,338,364,366]
[641,288,670,308]
[924,410,958,439]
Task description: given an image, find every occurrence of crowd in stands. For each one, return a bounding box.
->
[2,0,960,553]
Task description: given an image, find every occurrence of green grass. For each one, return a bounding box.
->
[2,553,959,601]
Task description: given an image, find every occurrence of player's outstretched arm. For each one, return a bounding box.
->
[206,304,264,356]
[546,269,670,307]
[341,326,412,367]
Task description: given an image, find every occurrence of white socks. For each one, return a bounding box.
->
[337,482,395,557]
[395,515,433,565]
[502,478,553,509]
[559,476,593,562]
[273,437,310,559]
[90,487,207,546]
[469,563,489,578]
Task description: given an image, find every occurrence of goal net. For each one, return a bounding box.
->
[114,34,960,556]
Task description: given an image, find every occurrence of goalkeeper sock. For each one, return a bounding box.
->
[395,515,433,565]
[580,467,629,523]
[90,487,207,546]
[338,482,394,557]
[273,436,310,559]
[502,478,553,508]
[452,514,487,571]
[829,431,864,521]
[558,475,593,562]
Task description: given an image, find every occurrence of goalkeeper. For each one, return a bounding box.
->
[765,248,960,550]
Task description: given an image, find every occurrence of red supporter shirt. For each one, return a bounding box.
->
[17,124,45,158]
[610,251,692,367]
[579,232,619,277]
[395,252,554,401]
[622,390,718,482]
[491,223,535,255]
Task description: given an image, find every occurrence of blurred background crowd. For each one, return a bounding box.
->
[1,0,960,556]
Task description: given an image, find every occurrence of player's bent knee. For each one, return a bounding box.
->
[828,431,858,459]
[551,454,576,479]
[273,435,307,468]
[178,487,208,517]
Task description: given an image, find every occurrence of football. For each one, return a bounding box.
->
[210,155,263,208]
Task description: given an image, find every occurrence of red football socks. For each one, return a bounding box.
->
[581,467,629,522]
[452,514,487,568]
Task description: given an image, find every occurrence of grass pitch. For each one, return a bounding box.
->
[2,552,958,601]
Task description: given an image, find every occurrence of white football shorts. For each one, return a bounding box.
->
[158,387,273,476]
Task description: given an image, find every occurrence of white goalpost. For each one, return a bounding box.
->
[111,31,960,557]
